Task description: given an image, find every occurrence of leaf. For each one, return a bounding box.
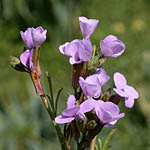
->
[98,138,103,150]
[55,88,63,116]
[46,71,54,101]
[103,128,117,150]
[46,71,55,113]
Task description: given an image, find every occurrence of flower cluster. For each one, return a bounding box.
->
[55,16,139,130]
[11,16,139,149]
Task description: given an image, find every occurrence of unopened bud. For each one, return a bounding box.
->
[10,56,30,73]
[86,120,97,129]
[87,55,107,75]
[77,117,87,133]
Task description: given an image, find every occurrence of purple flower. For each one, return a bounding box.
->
[59,39,92,64]
[95,100,125,126]
[20,49,34,71]
[113,72,139,108]
[79,68,110,98]
[20,26,47,49]
[79,16,99,39]
[100,35,125,58]
[55,95,95,124]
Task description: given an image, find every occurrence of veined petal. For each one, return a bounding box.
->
[100,35,125,58]
[79,98,96,113]
[114,72,127,89]
[67,95,76,109]
[125,85,139,99]
[55,115,75,124]
[20,49,34,71]
[125,97,135,108]
[113,88,128,97]
[32,26,47,46]
[62,106,80,117]
[79,16,99,39]
[100,40,113,57]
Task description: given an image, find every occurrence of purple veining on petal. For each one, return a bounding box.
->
[100,35,125,58]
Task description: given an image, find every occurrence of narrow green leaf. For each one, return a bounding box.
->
[55,88,63,116]
[95,145,98,150]
[46,71,54,101]
[103,128,117,150]
[98,138,103,150]
[46,71,55,114]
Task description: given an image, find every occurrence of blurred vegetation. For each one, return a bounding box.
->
[0,0,149,149]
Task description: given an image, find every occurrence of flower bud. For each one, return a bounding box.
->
[86,120,97,129]
[10,56,30,72]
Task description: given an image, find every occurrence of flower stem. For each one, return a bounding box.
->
[40,95,69,150]
[90,136,97,150]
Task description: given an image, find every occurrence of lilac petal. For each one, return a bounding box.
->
[104,120,118,127]
[76,112,85,120]
[100,35,125,58]
[97,108,112,123]
[59,42,69,54]
[64,41,81,64]
[20,28,34,49]
[20,49,30,68]
[102,102,120,115]
[103,35,118,43]
[125,85,139,99]
[32,26,47,46]
[114,72,127,89]
[125,97,135,108]
[112,112,125,121]
[96,68,110,86]
[79,98,96,113]
[79,40,92,61]
[55,115,75,124]
[110,40,125,57]
[86,74,100,85]
[67,95,76,109]
[79,77,100,98]
[100,40,113,57]
[113,88,129,97]
[20,49,34,71]
[95,100,113,123]
[79,16,99,39]
[62,106,80,117]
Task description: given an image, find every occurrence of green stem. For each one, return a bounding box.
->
[40,95,69,150]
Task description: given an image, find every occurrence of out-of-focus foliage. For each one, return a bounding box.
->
[0,0,149,150]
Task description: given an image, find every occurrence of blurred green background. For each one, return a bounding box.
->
[0,0,149,149]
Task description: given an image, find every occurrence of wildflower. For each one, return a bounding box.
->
[55,95,95,124]
[20,26,47,49]
[95,100,125,126]
[59,39,92,64]
[100,35,125,58]
[79,16,99,39]
[113,72,139,108]
[79,68,110,98]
